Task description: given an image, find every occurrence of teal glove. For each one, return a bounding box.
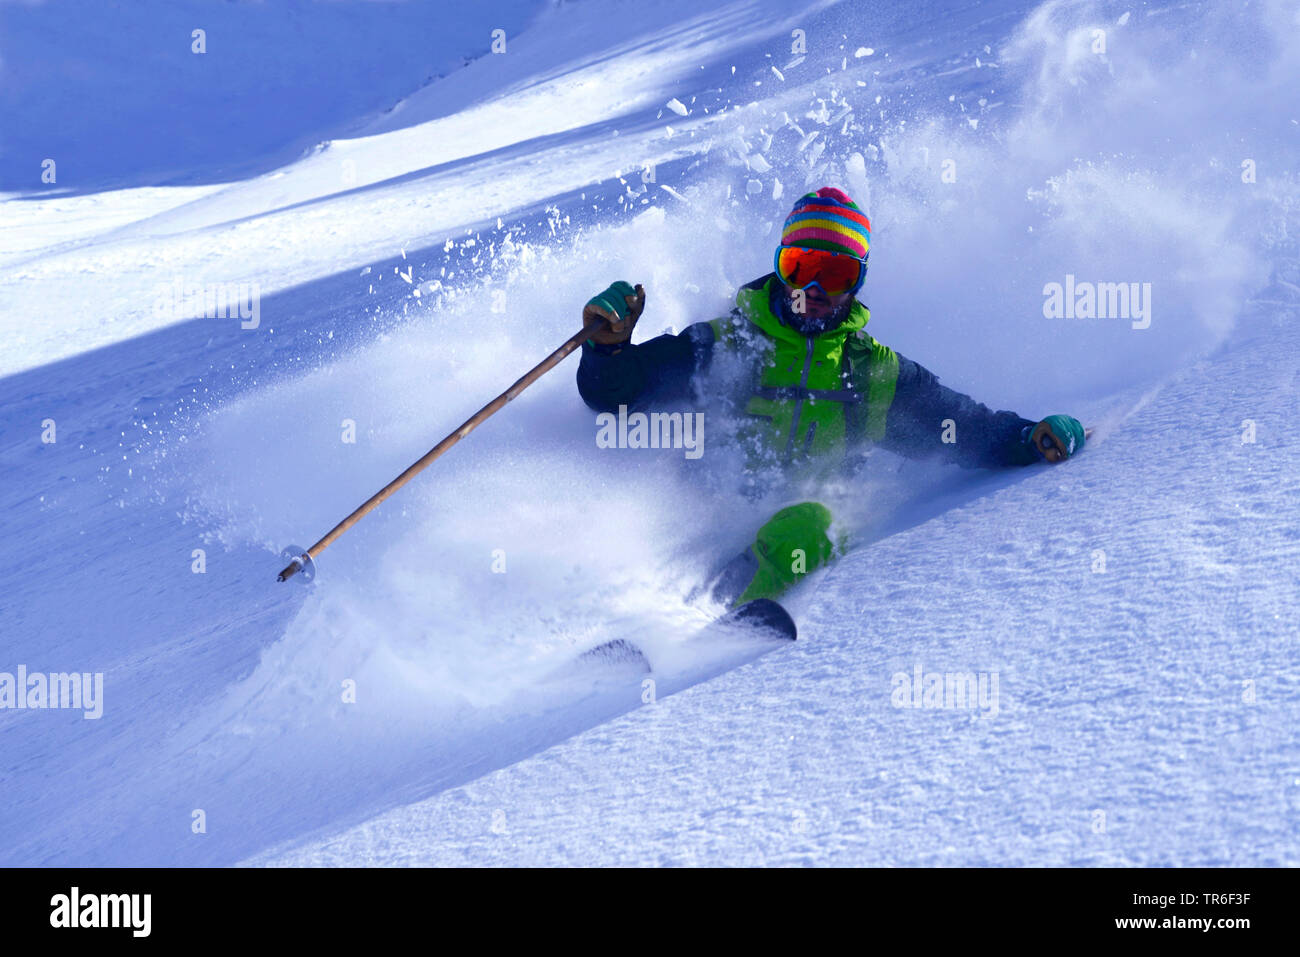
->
[1030,414,1086,463]
[584,281,645,347]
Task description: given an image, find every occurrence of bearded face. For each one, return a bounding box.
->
[780,283,855,335]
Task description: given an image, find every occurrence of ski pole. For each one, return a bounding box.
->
[276,318,605,582]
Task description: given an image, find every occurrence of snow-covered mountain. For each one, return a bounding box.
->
[1,0,1296,867]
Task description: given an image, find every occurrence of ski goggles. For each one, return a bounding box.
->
[774,245,868,297]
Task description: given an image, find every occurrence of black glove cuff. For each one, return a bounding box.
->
[584,339,627,357]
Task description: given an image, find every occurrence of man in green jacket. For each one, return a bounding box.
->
[576,186,1085,607]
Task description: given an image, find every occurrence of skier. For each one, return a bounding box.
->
[576,186,1085,608]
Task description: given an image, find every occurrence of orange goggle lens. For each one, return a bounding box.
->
[775,246,866,296]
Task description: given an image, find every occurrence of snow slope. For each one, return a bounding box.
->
[1,0,1298,867]
[256,305,1300,866]
[0,0,550,192]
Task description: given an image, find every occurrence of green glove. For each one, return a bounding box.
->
[584,281,645,347]
[1030,414,1086,463]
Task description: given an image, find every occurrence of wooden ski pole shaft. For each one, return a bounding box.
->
[277,319,604,581]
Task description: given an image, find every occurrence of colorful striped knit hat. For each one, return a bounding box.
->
[779,186,871,260]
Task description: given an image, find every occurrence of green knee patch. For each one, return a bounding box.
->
[736,502,835,605]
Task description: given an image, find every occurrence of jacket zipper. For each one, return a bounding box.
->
[784,335,816,460]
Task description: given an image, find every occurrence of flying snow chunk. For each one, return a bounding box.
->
[666,98,689,116]
[746,179,763,195]
[855,47,874,57]
[748,154,773,173]
[1118,11,1131,25]
[771,66,785,82]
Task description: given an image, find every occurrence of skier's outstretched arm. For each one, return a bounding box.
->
[879,353,1084,468]
[575,281,714,413]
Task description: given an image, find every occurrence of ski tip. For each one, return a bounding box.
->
[576,638,652,673]
[732,598,798,642]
